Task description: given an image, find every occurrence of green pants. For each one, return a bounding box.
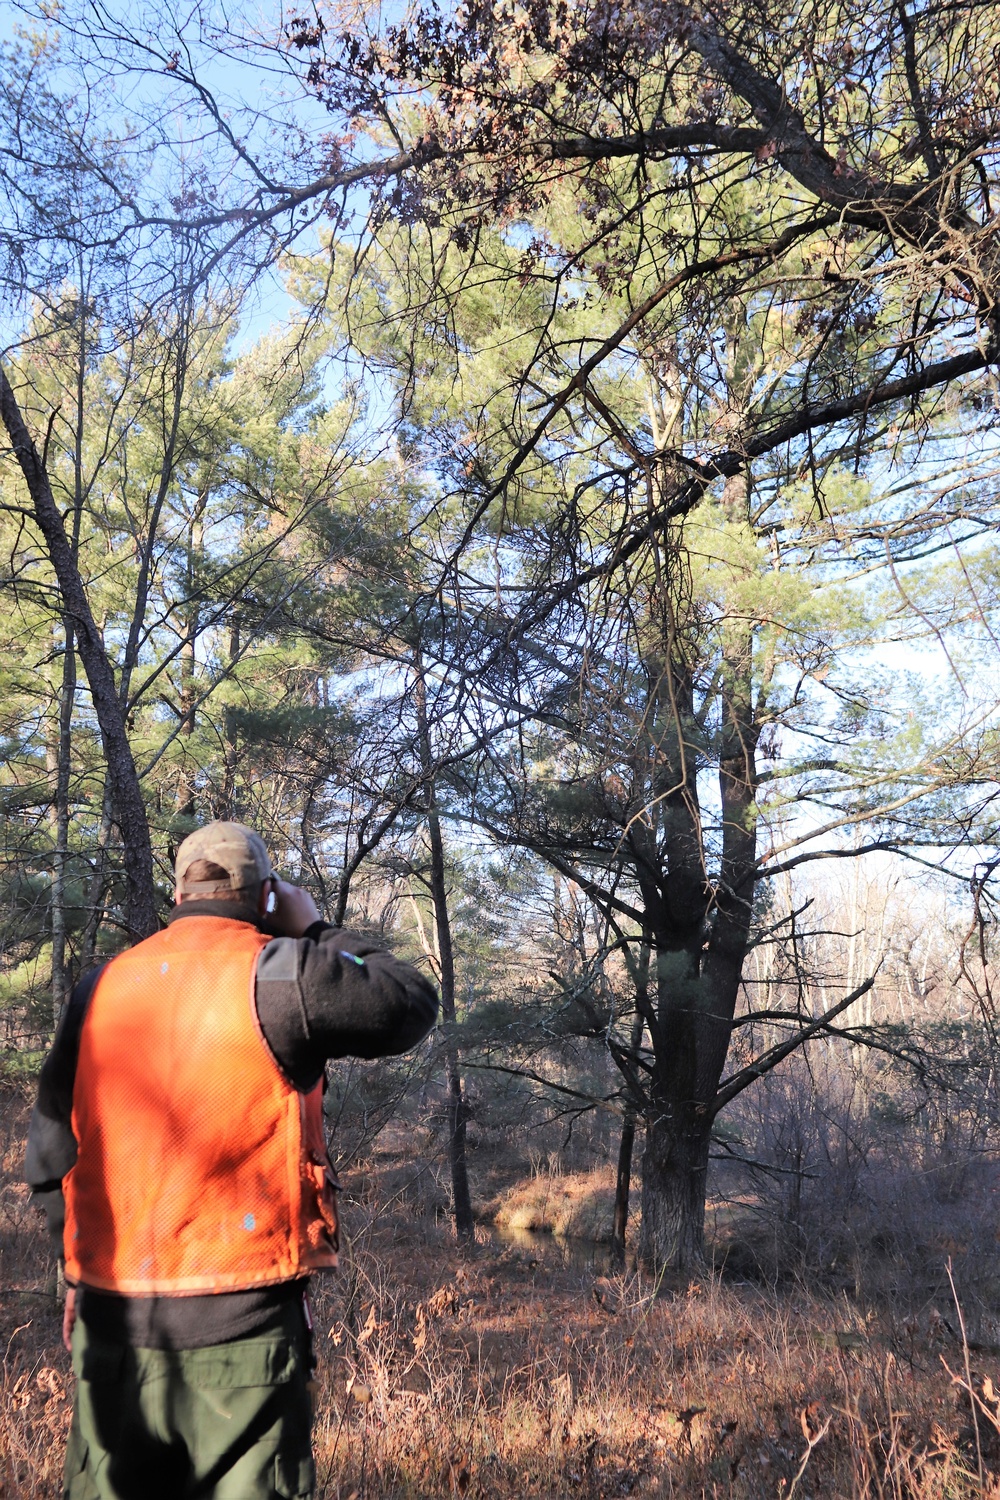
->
[64,1305,314,1500]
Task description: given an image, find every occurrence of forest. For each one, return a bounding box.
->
[1,0,999,1493]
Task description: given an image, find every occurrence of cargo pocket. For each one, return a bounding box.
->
[274,1449,315,1498]
[185,1336,297,1390]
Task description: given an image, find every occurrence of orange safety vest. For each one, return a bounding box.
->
[64,915,339,1295]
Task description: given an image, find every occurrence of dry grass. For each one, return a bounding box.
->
[305,1215,1000,1500]
[5,1087,1000,1498]
[494,1163,618,1241]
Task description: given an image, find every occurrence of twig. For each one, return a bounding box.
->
[786,1415,833,1499]
[945,1257,984,1488]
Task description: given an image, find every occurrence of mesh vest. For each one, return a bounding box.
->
[64,915,339,1295]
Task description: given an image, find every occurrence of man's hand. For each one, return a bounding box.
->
[63,1286,77,1352]
[269,879,322,938]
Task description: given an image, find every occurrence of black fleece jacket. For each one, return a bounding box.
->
[24,900,438,1348]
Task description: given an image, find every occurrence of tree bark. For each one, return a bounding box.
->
[174,487,206,818]
[414,660,475,1243]
[219,615,241,819]
[611,1001,646,1266]
[80,778,114,970]
[0,366,159,939]
[639,945,730,1273]
[176,629,196,818]
[639,1110,712,1273]
[611,1113,636,1267]
[49,621,76,1024]
[50,300,87,1010]
[632,514,760,1271]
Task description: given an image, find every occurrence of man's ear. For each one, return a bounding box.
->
[174,884,183,906]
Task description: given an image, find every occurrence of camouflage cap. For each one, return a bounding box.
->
[174,821,273,897]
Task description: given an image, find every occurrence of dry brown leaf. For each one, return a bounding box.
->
[344,1373,372,1406]
[413,1302,429,1356]
[36,1366,64,1399]
[10,1373,32,1411]
[356,1305,378,1345]
[800,1402,825,1441]
[427,1286,460,1319]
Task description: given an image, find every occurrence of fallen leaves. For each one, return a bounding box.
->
[425,1285,460,1318]
[35,1367,64,1400]
[7,1366,66,1411]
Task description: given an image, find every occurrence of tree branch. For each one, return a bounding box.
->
[0,364,158,939]
[711,973,878,1115]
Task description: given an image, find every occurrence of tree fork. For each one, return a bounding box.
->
[0,366,159,940]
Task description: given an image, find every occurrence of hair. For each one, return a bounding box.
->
[180,858,260,902]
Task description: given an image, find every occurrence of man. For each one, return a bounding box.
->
[25,821,438,1500]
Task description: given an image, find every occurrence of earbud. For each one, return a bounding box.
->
[265,891,277,914]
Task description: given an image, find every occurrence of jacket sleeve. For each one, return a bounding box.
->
[254,923,439,1091]
[24,965,105,1258]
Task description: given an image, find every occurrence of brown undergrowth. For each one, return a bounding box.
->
[4,1089,1000,1498]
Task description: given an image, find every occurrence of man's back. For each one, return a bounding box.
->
[65,914,338,1296]
[25,821,438,1500]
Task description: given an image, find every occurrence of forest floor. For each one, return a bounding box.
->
[4,1089,1000,1498]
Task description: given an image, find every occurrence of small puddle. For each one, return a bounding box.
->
[489,1223,613,1274]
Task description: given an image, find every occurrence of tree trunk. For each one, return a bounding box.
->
[636,949,744,1272]
[80,778,114,970]
[176,492,206,819]
[414,660,475,1243]
[220,616,241,819]
[176,629,197,817]
[611,1004,646,1266]
[639,1110,712,1274]
[442,1041,474,1241]
[50,302,86,1013]
[611,1113,636,1267]
[49,621,77,1024]
[0,366,159,939]
[632,526,759,1272]
[427,795,475,1244]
